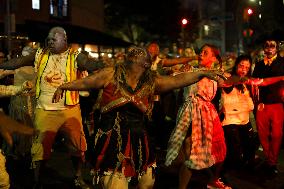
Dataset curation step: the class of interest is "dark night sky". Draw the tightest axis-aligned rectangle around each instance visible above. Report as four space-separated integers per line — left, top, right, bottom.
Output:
104 0 183 43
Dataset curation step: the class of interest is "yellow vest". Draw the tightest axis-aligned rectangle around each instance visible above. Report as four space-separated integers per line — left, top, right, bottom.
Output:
35 48 80 105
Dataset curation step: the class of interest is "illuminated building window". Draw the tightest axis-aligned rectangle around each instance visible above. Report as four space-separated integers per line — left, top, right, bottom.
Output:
204 25 209 36
32 0 40 10
50 0 68 17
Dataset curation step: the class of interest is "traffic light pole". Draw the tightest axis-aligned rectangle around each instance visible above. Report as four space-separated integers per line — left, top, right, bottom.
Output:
181 18 188 55
182 26 186 54
5 0 12 56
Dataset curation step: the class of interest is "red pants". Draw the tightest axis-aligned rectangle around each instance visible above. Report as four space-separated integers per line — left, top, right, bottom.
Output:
256 103 284 165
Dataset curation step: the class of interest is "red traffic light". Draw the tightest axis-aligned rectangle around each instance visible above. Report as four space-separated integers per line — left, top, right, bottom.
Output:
247 8 253 15
243 28 254 37
181 18 188 26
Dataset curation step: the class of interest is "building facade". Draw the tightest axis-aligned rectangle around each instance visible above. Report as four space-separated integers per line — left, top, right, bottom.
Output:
179 0 284 55
0 0 130 58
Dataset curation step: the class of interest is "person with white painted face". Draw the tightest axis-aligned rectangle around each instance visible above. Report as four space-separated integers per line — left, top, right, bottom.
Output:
252 37 284 176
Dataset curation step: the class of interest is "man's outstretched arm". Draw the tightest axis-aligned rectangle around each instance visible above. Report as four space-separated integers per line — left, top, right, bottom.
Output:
162 56 198 67
76 53 105 72
0 112 35 146
0 51 36 70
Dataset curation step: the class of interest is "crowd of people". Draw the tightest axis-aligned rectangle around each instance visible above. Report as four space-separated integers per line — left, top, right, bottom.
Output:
0 26 283 189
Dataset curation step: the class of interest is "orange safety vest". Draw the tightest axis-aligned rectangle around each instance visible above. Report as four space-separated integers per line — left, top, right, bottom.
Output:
35 48 80 105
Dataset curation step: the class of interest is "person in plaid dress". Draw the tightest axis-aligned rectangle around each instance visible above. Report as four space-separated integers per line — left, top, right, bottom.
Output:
165 44 230 189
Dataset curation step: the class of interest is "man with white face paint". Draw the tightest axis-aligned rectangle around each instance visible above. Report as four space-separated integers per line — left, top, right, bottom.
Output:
0 26 104 189
252 36 284 177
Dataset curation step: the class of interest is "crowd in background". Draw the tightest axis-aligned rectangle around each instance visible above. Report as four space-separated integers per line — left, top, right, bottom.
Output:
0 28 283 189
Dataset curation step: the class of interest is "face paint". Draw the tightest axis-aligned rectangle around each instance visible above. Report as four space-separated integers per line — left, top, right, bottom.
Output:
264 40 277 58
236 60 251 77
46 27 67 54
199 46 216 68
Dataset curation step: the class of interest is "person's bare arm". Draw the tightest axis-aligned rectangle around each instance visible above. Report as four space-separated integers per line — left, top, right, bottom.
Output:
52 67 113 103
162 56 198 67
247 76 284 86
0 69 15 79
218 74 246 88
0 112 35 146
76 53 105 72
0 51 35 70
155 70 225 93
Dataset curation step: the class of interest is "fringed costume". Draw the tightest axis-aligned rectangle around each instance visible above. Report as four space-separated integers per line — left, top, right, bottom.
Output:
92 64 157 180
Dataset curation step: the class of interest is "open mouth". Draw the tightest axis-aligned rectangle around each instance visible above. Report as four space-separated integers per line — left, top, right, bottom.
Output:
48 46 55 50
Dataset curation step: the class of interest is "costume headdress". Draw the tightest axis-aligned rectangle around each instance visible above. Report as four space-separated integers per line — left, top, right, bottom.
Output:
126 46 149 62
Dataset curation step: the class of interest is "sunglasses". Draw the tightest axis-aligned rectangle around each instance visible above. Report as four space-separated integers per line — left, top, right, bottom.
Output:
264 43 277 49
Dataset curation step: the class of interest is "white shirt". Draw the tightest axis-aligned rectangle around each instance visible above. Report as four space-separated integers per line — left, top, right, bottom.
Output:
36 49 70 110
221 86 254 126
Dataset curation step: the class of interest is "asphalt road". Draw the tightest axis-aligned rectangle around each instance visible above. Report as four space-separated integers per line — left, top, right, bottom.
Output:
6 142 284 189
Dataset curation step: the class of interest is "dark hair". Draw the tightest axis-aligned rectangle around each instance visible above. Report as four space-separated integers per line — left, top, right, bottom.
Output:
201 44 222 68
232 54 252 77
263 40 279 51
225 54 253 94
